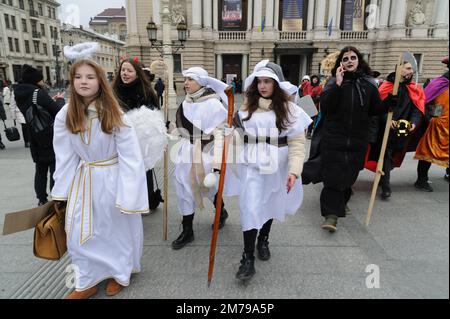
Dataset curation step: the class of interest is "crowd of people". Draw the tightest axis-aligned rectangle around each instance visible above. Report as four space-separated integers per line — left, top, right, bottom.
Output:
0 44 448 299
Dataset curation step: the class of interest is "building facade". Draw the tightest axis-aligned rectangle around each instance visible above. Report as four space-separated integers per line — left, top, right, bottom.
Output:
125 0 448 89
0 0 62 85
89 7 127 42
61 23 126 82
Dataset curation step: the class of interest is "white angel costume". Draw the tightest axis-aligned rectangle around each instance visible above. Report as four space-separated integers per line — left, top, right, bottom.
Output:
172 67 239 216
51 105 148 291
233 60 312 231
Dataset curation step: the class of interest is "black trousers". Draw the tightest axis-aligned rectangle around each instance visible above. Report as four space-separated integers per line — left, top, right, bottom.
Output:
243 219 273 254
35 161 55 203
380 148 393 189
417 160 432 183
158 95 163 107
21 123 29 144
320 187 353 218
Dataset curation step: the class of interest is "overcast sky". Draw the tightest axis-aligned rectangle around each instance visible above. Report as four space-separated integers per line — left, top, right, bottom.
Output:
58 0 126 28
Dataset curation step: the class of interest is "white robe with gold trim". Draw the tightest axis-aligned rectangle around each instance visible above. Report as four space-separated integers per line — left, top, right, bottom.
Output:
51 104 148 291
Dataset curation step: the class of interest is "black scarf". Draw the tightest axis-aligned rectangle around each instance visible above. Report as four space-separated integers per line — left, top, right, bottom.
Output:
116 79 149 111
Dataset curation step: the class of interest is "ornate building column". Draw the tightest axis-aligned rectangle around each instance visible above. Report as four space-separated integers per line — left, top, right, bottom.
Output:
192 0 202 28
379 0 391 28
203 0 212 29
314 0 326 29
217 54 223 80
253 0 262 29
241 54 248 80
266 0 274 29
152 0 161 25
274 0 280 30
247 0 253 30
307 0 315 30
389 0 407 27
213 0 219 30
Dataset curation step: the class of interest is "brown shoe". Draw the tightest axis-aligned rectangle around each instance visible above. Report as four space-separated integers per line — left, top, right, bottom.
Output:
105 279 124 296
65 286 98 299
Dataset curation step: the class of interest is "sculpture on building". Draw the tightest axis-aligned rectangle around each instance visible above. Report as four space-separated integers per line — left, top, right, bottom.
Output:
408 0 426 26
170 0 186 24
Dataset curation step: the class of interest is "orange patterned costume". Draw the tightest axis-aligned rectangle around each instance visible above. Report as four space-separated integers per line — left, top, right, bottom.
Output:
414 84 449 167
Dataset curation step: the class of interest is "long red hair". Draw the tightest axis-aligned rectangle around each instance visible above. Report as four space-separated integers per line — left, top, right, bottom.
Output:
66 59 124 134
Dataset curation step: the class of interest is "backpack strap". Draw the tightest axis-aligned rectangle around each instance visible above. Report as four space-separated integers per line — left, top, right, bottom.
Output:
32 89 39 106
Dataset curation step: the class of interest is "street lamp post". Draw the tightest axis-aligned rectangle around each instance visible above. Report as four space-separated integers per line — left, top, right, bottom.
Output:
146 0 187 109
54 33 61 88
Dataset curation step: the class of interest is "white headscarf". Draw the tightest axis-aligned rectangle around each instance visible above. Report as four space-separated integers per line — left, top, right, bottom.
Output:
182 67 228 106
244 60 298 96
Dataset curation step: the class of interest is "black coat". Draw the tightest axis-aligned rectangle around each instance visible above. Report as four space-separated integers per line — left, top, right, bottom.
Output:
366 73 424 167
0 98 6 121
115 79 158 112
14 84 64 163
302 71 387 189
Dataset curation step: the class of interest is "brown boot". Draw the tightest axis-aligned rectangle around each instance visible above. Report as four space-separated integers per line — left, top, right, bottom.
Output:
105 279 124 296
65 286 98 299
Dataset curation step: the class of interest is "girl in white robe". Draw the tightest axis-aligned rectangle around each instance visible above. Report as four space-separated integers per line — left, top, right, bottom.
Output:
51 59 148 299
170 67 239 250
232 60 312 281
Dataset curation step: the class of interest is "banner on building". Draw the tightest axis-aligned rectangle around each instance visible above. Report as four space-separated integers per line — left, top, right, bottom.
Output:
343 0 354 30
221 0 243 29
282 0 303 31
353 0 366 31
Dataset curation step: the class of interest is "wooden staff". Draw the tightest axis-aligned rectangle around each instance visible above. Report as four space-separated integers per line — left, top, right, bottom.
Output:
365 53 403 227
163 67 170 240
207 87 234 287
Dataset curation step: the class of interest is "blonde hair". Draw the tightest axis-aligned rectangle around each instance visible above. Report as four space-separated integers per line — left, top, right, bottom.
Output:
66 59 124 134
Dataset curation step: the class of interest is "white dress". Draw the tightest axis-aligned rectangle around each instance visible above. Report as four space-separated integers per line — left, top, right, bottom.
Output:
173 97 240 216
234 102 312 231
51 105 148 291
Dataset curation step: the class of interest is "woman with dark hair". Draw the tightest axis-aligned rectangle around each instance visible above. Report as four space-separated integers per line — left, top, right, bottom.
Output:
303 46 388 232
232 60 311 281
112 58 164 211
112 58 158 111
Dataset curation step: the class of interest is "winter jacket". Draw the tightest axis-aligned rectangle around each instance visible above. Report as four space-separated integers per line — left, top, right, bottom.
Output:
14 84 64 162
302 70 387 187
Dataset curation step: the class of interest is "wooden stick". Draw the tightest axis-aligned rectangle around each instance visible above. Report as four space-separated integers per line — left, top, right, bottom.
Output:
163 70 169 241
207 87 234 287
365 54 403 227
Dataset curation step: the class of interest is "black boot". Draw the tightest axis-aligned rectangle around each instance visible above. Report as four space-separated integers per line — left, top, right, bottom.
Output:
172 215 194 250
235 252 255 281
0 139 5 150
381 184 391 200
256 235 271 261
211 208 229 230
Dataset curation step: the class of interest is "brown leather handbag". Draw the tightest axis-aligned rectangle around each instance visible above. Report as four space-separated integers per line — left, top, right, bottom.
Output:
33 201 67 260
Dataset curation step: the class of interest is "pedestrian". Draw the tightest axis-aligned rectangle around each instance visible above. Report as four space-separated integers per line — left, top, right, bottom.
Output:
169 66 238 250
112 57 164 210
303 46 387 232
305 75 322 139
154 77 165 107
9 82 30 147
232 60 311 281
0 94 6 149
298 75 311 98
414 56 449 190
51 55 148 299
366 60 425 200
14 65 65 206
